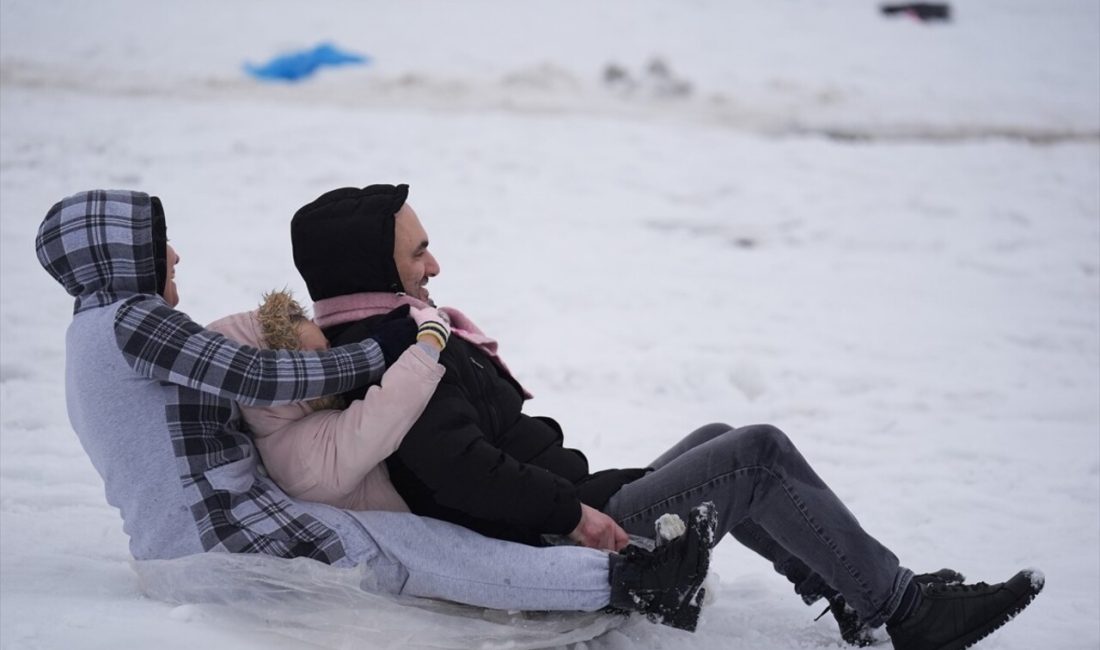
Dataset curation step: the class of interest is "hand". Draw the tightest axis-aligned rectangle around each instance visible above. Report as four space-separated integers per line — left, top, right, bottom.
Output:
410 306 451 351
369 306 417 366
569 504 630 552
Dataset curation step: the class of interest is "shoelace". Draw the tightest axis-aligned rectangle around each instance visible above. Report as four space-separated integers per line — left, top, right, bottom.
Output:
813 596 849 622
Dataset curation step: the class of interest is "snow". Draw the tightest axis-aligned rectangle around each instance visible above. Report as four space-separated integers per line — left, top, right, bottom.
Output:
1026 569 1047 592
1 1 1097 648
655 514 686 544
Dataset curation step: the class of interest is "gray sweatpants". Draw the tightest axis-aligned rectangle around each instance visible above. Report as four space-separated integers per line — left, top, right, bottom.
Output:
338 509 613 611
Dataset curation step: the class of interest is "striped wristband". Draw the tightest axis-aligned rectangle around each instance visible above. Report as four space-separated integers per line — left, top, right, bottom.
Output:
417 321 449 349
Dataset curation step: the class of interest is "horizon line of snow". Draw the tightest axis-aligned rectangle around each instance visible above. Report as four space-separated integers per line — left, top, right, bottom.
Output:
3 60 1097 147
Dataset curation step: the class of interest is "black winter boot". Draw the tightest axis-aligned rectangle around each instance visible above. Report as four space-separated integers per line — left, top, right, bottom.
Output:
887 569 1044 650
608 502 717 632
822 568 967 647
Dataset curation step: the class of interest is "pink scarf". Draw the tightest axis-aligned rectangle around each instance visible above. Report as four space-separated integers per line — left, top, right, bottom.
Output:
312 292 532 399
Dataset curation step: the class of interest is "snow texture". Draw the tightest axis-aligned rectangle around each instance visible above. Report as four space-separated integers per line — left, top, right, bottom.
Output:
1025 569 1047 592
1 1 1098 649
655 514 687 544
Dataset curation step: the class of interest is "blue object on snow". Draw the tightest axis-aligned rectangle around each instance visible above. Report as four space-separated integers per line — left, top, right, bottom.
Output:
244 43 369 82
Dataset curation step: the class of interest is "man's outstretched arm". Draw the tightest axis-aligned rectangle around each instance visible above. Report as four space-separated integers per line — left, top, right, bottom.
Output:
114 298 386 406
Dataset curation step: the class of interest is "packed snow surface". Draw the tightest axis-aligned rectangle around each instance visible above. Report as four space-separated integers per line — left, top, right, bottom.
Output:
2 1 1098 649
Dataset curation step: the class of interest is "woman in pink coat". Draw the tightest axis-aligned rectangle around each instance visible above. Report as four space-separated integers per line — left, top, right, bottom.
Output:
207 290 448 512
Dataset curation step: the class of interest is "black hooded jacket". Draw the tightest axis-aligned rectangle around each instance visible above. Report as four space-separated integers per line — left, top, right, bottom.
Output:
293 186 647 545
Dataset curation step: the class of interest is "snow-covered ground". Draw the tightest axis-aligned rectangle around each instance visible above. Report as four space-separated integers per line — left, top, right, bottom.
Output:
2 1 1098 648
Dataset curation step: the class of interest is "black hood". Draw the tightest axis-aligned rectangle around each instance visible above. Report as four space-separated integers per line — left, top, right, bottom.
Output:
291 184 408 301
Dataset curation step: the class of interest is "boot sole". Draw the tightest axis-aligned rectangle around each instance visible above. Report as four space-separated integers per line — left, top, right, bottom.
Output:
939 569 1045 650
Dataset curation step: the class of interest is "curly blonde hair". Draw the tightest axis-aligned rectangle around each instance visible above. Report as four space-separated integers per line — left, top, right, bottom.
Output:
257 289 345 411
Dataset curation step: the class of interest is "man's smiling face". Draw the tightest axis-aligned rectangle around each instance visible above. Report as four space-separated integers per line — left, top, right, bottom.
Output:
392 203 440 304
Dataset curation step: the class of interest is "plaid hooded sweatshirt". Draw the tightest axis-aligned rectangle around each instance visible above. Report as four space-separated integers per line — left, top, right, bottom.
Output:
35 190 388 562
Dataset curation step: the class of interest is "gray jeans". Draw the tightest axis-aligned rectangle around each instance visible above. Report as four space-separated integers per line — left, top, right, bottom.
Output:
603 423 914 628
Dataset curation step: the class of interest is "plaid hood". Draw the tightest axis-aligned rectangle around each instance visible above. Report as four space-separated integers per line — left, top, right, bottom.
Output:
35 190 166 314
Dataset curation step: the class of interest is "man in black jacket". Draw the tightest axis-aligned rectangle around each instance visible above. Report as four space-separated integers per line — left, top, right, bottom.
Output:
290 184 1043 649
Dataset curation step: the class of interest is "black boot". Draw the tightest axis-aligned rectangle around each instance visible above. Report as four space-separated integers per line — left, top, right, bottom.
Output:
822 568 967 646
887 569 1044 650
608 502 717 631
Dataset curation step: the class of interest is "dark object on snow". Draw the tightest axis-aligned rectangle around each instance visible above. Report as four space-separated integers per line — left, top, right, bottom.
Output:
245 42 368 82
602 63 634 92
881 3 951 22
645 57 692 98
601 58 692 98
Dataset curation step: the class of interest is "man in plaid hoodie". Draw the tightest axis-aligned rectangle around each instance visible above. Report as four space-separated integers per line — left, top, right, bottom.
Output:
34 189 716 629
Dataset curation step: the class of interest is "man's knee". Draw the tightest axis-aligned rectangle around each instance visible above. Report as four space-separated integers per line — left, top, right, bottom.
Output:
691 422 735 443
735 424 794 460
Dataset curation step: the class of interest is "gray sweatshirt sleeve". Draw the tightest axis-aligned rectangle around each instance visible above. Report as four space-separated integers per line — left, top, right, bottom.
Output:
113 297 385 406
